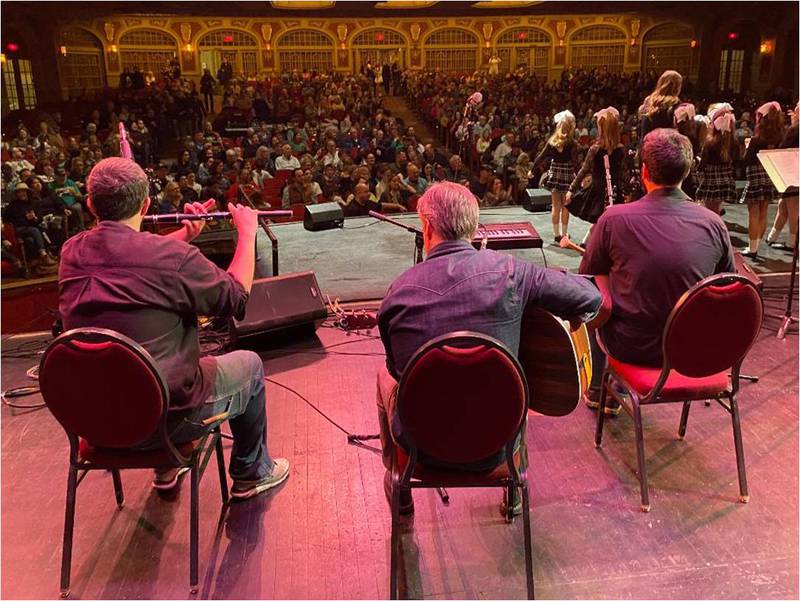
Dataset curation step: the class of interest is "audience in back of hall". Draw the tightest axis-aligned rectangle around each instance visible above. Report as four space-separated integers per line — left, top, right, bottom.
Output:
2 56 796 278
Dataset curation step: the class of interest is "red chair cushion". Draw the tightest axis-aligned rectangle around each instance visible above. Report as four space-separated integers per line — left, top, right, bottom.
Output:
399 343 526 465
608 356 728 401
393 446 521 486
78 437 199 469
40 340 164 448
665 281 762 378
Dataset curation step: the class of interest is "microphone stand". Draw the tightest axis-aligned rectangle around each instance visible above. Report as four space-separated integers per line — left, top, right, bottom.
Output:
240 186 280 277
777 228 799 340
368 210 424 264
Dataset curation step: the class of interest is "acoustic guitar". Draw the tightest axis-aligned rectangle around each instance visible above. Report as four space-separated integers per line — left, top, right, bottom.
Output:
519 307 592 417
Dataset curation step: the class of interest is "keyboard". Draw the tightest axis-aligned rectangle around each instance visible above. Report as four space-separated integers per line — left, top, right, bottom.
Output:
472 222 543 250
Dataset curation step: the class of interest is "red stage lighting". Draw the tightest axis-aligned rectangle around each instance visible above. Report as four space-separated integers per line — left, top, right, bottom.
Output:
728 32 739 41
223 35 234 43
6 43 19 52
517 32 527 40
375 33 385 42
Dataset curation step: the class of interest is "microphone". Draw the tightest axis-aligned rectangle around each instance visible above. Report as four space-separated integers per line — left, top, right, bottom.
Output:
143 210 293 224
368 210 421 235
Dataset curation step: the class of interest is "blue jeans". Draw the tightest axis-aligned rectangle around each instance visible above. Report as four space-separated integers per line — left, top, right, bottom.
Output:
144 350 275 481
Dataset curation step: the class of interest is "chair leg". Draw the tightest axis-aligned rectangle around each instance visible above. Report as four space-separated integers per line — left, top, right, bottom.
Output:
678 401 691 440
189 464 200 595
111 469 124 508
520 482 535 600
729 395 750 503
214 433 229 505
594 371 610 448
389 482 400 600
60 466 79 598
632 399 650 513
506 485 517 524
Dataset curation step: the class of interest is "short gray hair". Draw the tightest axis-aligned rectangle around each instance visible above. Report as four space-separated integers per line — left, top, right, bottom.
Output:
417 182 479 241
87 157 149 221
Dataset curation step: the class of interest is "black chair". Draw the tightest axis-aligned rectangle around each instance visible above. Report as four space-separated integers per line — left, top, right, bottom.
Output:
388 332 534 599
39 327 229 597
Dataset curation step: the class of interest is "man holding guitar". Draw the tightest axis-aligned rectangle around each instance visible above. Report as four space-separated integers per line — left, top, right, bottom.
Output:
578 128 735 414
377 182 602 515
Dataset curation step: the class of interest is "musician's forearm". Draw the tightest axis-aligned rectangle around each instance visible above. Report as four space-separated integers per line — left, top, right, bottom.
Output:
227 230 257 293
166 227 191 243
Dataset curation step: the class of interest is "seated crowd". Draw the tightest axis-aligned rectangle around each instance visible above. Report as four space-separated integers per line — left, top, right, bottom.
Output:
1 61 796 278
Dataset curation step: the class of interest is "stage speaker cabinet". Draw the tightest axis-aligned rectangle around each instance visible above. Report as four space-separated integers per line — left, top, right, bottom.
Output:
524 188 552 212
304 202 344 231
231 271 327 346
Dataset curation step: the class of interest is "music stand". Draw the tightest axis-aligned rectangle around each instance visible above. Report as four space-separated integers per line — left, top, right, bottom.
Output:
758 148 800 338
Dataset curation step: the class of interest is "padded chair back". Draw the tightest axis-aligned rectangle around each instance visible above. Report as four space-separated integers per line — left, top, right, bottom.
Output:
663 274 763 378
396 332 528 466
39 328 168 449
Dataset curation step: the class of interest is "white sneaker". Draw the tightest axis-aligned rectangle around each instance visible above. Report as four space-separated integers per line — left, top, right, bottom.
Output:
230 458 290 500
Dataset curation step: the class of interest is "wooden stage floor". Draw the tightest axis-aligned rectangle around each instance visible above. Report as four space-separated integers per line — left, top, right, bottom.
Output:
1 272 797 600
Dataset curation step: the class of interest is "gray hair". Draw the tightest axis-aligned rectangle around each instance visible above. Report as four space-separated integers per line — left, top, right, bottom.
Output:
87 157 149 221
417 182 479 241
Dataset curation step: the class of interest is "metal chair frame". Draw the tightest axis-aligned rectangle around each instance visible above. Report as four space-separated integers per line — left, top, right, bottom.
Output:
389 331 534 600
594 274 764 512
39 328 229 598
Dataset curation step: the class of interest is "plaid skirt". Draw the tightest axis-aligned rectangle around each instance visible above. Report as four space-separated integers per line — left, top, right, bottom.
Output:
740 163 779 204
696 164 736 205
543 160 574 192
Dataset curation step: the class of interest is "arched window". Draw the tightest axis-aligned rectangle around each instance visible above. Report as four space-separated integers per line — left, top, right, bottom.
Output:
495 27 551 77
118 28 178 79
277 29 335 73
643 22 694 77
352 28 407 71
569 25 626 72
198 29 260 78
59 28 105 98
423 28 479 73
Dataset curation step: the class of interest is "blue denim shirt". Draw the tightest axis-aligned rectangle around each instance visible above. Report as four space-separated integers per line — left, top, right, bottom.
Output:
379 240 602 379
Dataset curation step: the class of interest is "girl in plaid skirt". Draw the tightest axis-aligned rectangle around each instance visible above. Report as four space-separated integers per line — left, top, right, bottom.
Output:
532 110 578 242
696 105 736 214
741 101 785 257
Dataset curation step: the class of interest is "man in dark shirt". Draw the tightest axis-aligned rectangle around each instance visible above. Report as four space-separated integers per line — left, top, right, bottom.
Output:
341 182 382 217
579 128 735 413
59 157 289 500
378 182 602 514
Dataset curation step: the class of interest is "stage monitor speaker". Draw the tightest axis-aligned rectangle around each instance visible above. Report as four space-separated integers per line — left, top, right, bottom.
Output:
304 202 344 231
524 188 552 212
231 271 327 345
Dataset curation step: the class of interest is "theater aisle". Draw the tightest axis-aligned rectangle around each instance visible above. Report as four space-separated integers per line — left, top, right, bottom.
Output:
384 96 437 145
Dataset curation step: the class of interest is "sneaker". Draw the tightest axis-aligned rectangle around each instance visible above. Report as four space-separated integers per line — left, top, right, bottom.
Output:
152 466 190 491
230 458 290 500
383 471 414 515
583 389 622 416
741 249 758 259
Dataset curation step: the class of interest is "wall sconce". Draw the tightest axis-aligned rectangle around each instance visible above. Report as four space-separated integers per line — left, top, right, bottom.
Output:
485 41 490 48
0 53 5 65
690 39 697 49
266 43 272 51
630 38 636 46
760 40 773 55
185 43 193 52
110 44 118 53
60 45 67 56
